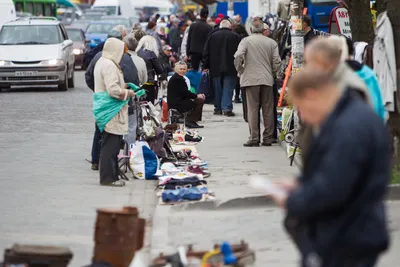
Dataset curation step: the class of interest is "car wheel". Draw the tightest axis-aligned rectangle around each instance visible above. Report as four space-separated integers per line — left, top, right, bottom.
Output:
68 66 75 88
58 70 68 91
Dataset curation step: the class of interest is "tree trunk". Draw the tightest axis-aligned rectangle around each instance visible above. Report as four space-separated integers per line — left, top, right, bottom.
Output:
346 0 374 43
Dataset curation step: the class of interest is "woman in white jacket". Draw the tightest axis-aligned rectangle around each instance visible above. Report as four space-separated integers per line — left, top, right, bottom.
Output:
94 38 135 187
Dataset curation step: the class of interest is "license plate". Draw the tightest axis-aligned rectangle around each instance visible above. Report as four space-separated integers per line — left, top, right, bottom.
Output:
15 71 38 77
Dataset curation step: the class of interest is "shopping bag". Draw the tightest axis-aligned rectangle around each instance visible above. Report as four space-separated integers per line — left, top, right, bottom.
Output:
197 72 210 95
130 141 159 180
93 91 129 132
186 70 202 91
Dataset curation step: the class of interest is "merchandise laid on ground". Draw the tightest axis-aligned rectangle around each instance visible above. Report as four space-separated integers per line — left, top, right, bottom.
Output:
122 100 214 205
150 241 256 267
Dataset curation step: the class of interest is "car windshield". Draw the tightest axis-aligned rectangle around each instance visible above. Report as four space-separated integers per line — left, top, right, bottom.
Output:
67 29 83 41
86 23 119 34
93 6 116 15
0 25 62 45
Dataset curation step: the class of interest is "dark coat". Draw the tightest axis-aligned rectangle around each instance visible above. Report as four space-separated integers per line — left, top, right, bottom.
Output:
169 25 181 52
233 24 248 39
203 28 241 78
158 52 173 81
85 52 140 91
137 48 164 83
167 73 197 113
286 90 390 266
82 41 105 69
186 19 212 55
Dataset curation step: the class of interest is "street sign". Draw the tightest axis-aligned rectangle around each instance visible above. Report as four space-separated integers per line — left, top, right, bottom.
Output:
328 7 352 38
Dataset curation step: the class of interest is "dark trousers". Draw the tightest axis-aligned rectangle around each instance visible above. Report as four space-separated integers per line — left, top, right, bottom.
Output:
91 123 101 164
235 77 241 100
99 132 122 184
190 53 202 71
174 98 204 122
142 84 156 104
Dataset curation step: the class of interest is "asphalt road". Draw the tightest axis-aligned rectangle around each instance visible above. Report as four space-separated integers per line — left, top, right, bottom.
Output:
0 71 157 266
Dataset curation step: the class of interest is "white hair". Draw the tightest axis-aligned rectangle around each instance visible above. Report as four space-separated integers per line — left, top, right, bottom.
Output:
112 25 127 36
136 35 159 57
328 35 349 62
220 20 231 29
174 61 187 72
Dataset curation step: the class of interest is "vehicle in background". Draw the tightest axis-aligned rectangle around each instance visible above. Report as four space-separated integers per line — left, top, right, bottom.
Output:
13 0 57 17
0 0 16 30
101 15 132 28
92 0 120 15
76 3 91 13
66 26 89 69
16 11 32 17
81 9 107 20
304 0 337 32
70 19 90 31
0 19 75 91
85 20 124 48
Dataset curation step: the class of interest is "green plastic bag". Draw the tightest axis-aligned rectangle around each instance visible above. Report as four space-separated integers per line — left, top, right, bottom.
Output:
189 86 196 94
93 91 129 132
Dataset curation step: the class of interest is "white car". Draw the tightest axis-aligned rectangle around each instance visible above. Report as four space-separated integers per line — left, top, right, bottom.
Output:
0 18 75 91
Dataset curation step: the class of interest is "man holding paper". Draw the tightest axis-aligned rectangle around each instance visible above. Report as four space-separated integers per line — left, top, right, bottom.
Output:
270 67 390 267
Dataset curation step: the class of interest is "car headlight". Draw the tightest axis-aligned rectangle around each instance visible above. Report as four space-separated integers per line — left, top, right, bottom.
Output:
42 59 64 66
73 49 83 55
0 60 11 66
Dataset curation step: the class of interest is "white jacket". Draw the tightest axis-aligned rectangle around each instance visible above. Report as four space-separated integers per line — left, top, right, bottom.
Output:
94 38 130 135
373 11 397 112
180 26 190 59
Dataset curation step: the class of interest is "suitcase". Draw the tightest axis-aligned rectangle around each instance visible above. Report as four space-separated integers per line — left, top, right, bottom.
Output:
3 244 73 267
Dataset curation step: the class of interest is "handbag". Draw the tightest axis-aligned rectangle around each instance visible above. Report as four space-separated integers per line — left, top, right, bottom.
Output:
197 71 210 95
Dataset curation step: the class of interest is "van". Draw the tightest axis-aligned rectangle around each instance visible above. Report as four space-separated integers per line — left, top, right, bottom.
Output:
0 0 16 29
92 0 121 15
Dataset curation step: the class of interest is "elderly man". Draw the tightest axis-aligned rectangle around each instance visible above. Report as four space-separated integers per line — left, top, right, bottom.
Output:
169 18 182 52
234 19 281 147
298 38 372 161
203 19 241 117
272 67 390 267
123 34 147 86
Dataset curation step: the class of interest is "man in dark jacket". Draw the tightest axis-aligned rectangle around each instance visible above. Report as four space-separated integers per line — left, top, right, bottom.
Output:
169 18 182 52
85 33 139 171
158 45 174 81
271 68 390 267
186 7 212 71
203 19 241 117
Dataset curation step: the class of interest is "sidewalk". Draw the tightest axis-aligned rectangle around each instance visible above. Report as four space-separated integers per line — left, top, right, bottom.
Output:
149 103 400 267
150 103 299 262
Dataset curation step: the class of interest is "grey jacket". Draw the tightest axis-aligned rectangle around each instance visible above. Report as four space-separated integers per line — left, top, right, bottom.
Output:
234 34 281 87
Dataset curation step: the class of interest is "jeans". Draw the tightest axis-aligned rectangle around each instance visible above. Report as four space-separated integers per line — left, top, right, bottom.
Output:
91 123 102 164
212 76 236 112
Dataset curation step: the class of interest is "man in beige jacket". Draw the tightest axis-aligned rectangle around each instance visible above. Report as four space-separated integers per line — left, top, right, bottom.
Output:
94 38 135 187
234 19 281 147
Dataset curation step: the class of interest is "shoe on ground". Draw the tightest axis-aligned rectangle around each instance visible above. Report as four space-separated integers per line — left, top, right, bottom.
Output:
243 141 260 147
223 111 235 117
234 98 242 103
186 121 204 129
213 110 222 115
261 142 272 147
91 163 99 170
100 180 126 187
187 165 211 178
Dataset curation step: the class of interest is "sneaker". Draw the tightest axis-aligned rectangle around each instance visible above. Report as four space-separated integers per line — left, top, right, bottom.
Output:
100 180 126 187
213 110 222 115
223 111 235 117
91 164 99 170
187 165 211 178
243 141 260 147
185 134 202 142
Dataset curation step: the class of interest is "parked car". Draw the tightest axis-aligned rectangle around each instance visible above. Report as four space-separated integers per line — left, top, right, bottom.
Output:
82 10 107 20
101 15 132 28
85 20 126 48
0 19 75 91
66 26 89 69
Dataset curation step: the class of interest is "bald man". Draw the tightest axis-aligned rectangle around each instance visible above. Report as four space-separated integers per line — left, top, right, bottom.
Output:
298 38 372 164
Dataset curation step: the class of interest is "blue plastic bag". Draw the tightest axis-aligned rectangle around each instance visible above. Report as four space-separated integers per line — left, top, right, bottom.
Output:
186 70 202 92
198 72 211 95
93 91 129 132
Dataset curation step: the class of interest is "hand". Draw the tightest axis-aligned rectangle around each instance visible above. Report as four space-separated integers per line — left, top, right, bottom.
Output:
274 179 298 192
128 90 135 98
124 83 129 89
270 192 288 209
170 56 177 63
203 69 209 72
183 56 188 62
197 94 205 100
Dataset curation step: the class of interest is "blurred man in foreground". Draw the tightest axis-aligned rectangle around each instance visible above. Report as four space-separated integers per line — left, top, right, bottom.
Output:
271 68 390 267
